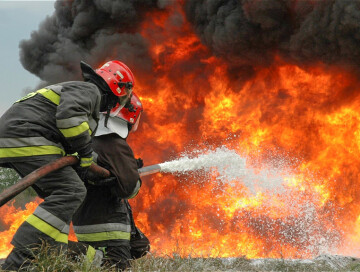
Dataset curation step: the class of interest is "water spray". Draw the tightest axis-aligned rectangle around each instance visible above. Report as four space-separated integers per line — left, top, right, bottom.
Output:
139 146 287 194
0 146 288 207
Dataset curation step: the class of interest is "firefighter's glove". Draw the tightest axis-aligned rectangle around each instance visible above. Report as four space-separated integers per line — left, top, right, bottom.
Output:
136 158 144 169
76 156 93 182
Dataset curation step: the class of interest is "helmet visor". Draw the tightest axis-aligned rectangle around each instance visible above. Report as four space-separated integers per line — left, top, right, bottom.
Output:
118 83 133 108
132 112 142 132
109 103 122 117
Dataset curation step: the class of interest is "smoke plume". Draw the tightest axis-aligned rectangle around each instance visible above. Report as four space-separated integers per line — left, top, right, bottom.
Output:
20 0 360 85
19 0 167 84
184 0 360 72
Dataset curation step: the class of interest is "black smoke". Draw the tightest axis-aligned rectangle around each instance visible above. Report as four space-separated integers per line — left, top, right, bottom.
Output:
19 0 169 85
20 0 360 87
184 0 360 72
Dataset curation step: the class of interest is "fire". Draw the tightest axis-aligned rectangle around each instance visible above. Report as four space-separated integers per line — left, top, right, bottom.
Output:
0 199 42 258
2 0 360 261
128 2 360 259
0 198 78 258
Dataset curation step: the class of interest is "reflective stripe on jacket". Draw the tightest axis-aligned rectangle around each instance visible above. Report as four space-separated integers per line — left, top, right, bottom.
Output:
0 137 65 158
0 81 101 163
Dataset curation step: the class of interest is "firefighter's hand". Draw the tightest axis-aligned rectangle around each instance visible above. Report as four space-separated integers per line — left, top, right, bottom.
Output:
76 155 93 182
136 158 143 169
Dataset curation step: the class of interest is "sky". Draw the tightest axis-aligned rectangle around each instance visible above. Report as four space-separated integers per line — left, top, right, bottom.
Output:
0 0 56 115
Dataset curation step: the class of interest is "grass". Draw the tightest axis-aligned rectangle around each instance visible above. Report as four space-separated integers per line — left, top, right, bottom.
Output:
130 253 336 272
0 243 103 272
1 246 360 272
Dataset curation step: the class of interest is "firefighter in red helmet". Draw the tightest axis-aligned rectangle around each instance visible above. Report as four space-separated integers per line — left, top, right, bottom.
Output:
0 60 135 271
92 60 135 116
70 92 150 271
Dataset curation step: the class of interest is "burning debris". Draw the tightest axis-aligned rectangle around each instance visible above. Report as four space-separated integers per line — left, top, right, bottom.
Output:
2 0 360 261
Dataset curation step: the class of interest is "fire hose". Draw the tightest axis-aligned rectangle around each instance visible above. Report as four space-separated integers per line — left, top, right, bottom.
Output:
0 156 162 207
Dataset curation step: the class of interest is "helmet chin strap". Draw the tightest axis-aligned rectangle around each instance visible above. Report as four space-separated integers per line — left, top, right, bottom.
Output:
103 93 119 128
100 93 110 112
104 107 111 128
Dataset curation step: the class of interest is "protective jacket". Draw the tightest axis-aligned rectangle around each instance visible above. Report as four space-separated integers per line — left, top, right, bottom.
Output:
0 81 101 163
73 133 141 247
0 81 101 271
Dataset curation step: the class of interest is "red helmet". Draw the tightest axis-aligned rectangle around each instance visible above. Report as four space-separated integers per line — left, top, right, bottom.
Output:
116 92 143 132
95 60 135 98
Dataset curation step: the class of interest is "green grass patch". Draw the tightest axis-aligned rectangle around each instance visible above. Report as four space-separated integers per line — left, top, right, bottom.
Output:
3 246 360 272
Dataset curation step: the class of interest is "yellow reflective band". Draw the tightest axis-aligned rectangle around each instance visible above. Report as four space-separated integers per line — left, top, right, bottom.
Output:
80 157 93 167
37 89 60 105
86 246 96 263
59 122 90 138
76 231 131 242
16 92 36 102
0 145 65 158
26 214 68 244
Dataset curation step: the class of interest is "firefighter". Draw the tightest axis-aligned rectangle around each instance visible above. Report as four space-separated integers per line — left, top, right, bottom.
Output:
0 60 135 271
71 92 150 271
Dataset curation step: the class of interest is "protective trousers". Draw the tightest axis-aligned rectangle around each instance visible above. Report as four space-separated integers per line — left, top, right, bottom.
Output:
2 155 86 271
72 186 150 271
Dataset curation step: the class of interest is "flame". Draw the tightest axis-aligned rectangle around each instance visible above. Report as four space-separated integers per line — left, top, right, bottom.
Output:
0 198 77 258
3 0 360 260
0 199 42 258
128 2 360 258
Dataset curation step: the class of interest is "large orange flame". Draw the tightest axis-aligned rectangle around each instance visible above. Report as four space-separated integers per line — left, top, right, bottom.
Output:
0 198 77 258
0 199 42 258
2 0 360 260
128 2 360 258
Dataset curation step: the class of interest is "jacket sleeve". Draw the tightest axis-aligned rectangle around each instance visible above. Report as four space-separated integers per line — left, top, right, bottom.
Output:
55 82 101 157
92 133 141 199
